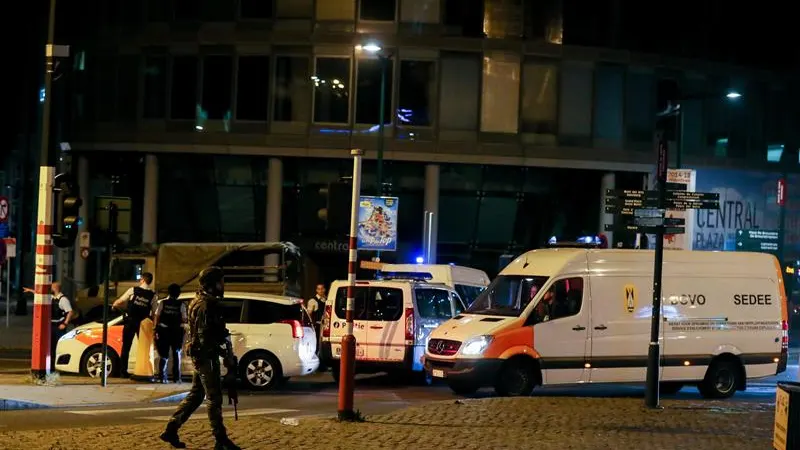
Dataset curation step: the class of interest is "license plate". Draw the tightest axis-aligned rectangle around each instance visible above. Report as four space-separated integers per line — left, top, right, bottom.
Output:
432 369 445 378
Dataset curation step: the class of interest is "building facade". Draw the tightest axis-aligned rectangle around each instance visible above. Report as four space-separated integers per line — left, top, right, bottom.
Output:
37 0 800 286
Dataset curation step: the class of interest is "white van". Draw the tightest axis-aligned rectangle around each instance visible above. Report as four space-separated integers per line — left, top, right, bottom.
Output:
375 263 490 306
424 248 789 398
322 278 466 381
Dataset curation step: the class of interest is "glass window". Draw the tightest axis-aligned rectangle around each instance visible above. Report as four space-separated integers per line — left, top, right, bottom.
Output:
170 56 198 120
236 56 269 121
219 300 244 324
116 55 139 120
532 277 584 323
625 69 655 144
467 275 549 317
313 57 350 124
334 286 404 321
240 0 274 19
245 299 307 325
442 0 484 37
355 58 393 125
112 259 146 282
360 0 395 21
481 53 520 133
174 0 199 20
146 0 170 21
454 284 486 306
439 52 480 130
202 0 235 20
558 62 593 142
143 55 167 119
316 0 355 20
520 60 558 134
452 293 465 315
274 56 311 123
97 56 117 121
593 65 624 146
400 0 439 24
398 60 434 127
415 288 453 319
202 55 233 120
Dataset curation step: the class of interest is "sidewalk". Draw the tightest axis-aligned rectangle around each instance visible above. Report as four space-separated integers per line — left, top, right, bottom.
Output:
0 396 776 449
0 374 189 411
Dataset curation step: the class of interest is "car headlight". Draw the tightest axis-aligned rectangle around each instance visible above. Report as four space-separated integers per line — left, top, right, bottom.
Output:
460 335 493 356
60 329 88 341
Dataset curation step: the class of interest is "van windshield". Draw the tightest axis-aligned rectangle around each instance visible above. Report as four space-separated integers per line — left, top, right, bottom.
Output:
466 275 549 317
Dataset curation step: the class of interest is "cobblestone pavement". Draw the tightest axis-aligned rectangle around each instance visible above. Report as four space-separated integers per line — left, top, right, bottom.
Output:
0 397 775 450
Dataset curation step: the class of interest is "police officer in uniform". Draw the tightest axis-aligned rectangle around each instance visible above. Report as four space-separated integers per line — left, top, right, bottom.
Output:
113 272 155 378
154 283 187 384
160 267 240 450
50 282 74 370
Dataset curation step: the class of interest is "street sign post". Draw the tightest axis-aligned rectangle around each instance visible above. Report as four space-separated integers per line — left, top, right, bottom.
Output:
603 138 721 410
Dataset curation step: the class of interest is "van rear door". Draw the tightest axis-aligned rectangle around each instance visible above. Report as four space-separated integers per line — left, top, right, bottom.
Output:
331 285 370 360
366 285 406 362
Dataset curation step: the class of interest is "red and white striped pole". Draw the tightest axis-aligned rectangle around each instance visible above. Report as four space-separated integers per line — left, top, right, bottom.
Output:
337 148 363 421
32 167 56 379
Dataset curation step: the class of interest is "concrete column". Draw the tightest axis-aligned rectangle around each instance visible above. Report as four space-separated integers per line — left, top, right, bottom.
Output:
599 172 615 248
142 154 159 245
424 164 440 264
72 155 89 290
265 158 283 278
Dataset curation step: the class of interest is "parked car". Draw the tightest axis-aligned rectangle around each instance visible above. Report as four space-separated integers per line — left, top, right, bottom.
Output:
55 291 318 390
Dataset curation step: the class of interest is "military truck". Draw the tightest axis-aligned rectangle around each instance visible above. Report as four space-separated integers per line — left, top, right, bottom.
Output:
74 242 303 324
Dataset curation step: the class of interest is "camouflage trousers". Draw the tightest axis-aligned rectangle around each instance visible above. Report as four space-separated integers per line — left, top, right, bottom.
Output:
166 357 227 440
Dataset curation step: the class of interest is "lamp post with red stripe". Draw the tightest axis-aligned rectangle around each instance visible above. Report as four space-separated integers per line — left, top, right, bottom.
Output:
31 0 59 381
337 148 363 421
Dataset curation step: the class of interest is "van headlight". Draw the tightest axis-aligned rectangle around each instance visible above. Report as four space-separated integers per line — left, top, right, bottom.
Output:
460 335 493 356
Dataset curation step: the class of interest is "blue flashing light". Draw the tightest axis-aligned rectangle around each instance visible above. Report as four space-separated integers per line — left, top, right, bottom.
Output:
548 236 557 244
415 256 424 264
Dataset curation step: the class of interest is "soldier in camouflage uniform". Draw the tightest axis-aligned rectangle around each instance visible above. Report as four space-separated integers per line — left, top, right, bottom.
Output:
160 267 240 450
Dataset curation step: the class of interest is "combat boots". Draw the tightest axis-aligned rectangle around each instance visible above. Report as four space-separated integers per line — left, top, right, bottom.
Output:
214 437 241 450
159 425 186 449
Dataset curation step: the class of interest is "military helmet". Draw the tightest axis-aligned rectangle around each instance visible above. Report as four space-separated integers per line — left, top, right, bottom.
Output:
198 266 224 289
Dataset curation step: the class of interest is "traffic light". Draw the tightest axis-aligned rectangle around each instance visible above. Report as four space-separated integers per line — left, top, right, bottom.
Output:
317 182 352 233
52 173 82 248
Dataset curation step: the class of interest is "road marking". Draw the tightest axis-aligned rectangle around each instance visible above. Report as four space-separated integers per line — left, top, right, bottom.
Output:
142 408 297 421
67 406 179 415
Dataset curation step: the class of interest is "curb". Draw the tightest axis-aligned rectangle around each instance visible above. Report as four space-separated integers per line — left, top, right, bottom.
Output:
0 399 49 411
152 391 191 403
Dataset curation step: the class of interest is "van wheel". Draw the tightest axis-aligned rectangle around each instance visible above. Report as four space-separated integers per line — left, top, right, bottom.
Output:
698 360 740 399
448 381 479 395
660 382 684 395
494 359 536 397
240 352 282 391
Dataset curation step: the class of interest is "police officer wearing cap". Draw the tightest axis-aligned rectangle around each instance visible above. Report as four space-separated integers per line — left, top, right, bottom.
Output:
154 283 187 384
113 272 156 379
161 267 240 450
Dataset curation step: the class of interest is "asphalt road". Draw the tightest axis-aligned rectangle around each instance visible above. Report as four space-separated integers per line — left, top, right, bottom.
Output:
1 367 796 433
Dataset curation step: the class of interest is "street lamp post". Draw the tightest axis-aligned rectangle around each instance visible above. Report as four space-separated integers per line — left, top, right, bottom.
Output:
356 43 390 196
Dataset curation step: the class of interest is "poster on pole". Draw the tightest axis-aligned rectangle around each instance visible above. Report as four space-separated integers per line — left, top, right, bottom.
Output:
663 169 696 250
357 196 399 251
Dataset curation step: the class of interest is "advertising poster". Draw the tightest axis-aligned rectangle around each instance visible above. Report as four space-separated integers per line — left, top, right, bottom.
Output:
357 196 399 251
692 169 799 261
664 169 696 250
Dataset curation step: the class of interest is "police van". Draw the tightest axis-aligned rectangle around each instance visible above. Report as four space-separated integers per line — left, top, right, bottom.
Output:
424 248 789 398
322 276 466 381
374 263 490 306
